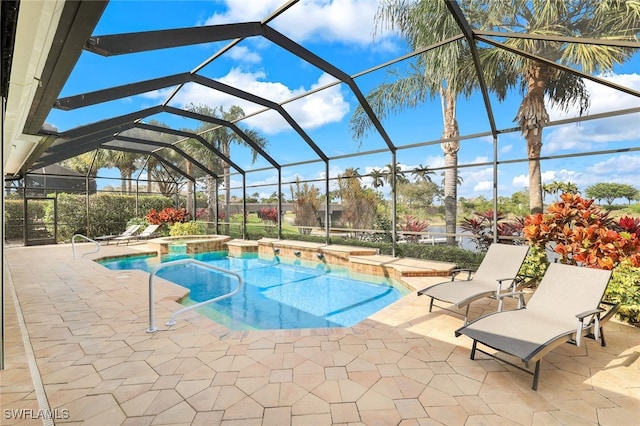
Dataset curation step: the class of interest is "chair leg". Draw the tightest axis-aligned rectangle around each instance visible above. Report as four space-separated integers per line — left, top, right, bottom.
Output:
429 297 434 313
532 360 541 391
600 327 606 347
470 340 477 360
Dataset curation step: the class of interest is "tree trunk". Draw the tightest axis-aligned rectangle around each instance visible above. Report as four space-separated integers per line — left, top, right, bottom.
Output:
517 62 550 214
120 170 127 194
527 133 543 214
441 88 460 246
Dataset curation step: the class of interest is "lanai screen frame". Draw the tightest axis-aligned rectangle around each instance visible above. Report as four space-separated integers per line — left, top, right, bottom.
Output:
4 0 640 373
24 0 640 254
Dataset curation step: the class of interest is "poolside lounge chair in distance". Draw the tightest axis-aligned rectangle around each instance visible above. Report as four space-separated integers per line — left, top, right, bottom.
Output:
115 224 160 245
417 243 530 324
455 262 616 390
95 224 141 245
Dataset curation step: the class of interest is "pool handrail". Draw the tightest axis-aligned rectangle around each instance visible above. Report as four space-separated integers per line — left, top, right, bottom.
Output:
72 234 101 258
147 258 243 333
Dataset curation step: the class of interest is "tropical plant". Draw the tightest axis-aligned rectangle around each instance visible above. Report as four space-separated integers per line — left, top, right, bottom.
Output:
259 207 279 224
523 192 640 323
169 221 205 236
103 149 143 194
368 168 385 189
523 193 640 269
411 164 435 183
62 150 108 176
146 207 190 226
477 1 640 214
460 210 523 252
607 261 640 324
185 104 268 232
351 0 472 246
398 215 429 242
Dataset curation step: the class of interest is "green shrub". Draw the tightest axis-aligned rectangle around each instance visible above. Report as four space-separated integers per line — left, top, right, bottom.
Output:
518 245 549 288
169 221 205 236
88 193 172 237
46 193 87 241
4 199 24 239
606 261 640 324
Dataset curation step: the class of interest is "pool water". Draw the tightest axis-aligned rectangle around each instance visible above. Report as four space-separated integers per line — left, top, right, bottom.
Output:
99 252 408 330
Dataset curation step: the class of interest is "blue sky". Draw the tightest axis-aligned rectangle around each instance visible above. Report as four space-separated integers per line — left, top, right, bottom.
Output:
46 0 640 202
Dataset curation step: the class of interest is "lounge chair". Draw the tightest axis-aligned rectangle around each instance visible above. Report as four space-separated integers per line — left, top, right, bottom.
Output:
115 224 160 245
95 224 141 245
417 243 531 323
455 263 617 390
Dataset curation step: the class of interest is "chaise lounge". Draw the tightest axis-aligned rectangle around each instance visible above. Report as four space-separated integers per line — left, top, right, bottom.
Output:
95 224 141 245
455 262 617 390
417 243 531 323
114 224 160 245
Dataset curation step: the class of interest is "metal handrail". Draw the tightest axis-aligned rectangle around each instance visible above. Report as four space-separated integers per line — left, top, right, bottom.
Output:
71 234 101 258
147 258 243 332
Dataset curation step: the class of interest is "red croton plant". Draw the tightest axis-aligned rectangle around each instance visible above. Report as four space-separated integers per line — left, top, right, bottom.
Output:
523 193 640 270
145 207 190 226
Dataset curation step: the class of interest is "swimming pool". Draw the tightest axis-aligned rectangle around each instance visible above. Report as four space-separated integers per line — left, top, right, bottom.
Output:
99 252 409 330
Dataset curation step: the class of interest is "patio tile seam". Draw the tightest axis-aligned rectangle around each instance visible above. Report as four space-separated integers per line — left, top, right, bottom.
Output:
6 266 53 426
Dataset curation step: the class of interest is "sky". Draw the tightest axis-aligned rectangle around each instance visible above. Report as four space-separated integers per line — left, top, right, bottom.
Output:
45 0 640 203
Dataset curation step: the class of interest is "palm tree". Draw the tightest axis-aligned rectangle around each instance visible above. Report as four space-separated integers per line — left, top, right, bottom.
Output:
384 162 409 186
104 150 142 194
369 168 385 189
478 1 640 214
412 164 435 183
351 0 474 246
561 181 579 195
186 104 268 233
63 150 108 177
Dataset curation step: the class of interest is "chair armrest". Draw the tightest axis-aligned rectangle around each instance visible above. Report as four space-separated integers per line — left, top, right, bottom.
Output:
495 291 526 311
575 308 605 346
451 268 474 281
576 308 604 321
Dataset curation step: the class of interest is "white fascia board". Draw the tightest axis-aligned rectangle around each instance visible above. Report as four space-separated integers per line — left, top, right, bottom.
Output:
3 0 65 175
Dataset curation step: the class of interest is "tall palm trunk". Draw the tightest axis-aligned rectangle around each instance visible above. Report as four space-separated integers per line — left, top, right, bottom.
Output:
441 87 460 246
517 62 551 214
120 170 127 194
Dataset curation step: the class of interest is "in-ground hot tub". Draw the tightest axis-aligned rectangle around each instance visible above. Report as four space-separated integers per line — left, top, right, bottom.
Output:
147 235 231 255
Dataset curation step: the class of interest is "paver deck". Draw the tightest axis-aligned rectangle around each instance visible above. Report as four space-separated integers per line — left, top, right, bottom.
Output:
2 242 640 425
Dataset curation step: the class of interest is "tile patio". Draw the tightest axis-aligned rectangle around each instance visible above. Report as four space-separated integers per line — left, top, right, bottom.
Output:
2 242 640 425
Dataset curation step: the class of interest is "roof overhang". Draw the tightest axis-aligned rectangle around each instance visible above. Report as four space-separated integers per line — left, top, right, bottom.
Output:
2 0 107 178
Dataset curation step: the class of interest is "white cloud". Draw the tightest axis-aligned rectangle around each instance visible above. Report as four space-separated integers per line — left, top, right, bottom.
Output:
545 73 640 153
512 174 528 188
510 169 581 189
227 45 262 64
586 154 640 177
146 68 349 134
204 0 385 45
473 181 492 191
499 144 513 154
